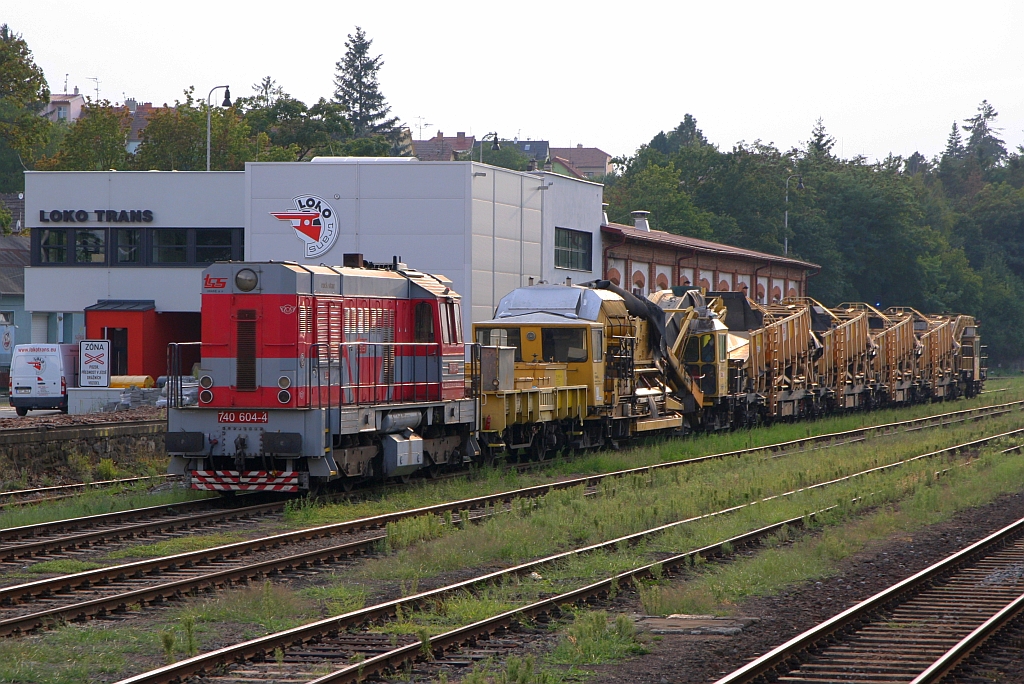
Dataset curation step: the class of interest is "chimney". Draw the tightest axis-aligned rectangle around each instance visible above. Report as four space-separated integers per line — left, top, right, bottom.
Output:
631 210 651 232
543 161 552 172
577 143 583 148
436 130 443 139
125 98 137 113
527 159 537 172
73 85 79 95
565 277 572 286
457 132 465 140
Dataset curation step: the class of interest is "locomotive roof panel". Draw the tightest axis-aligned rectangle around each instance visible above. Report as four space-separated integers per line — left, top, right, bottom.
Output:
200 261 461 299
487 285 619 323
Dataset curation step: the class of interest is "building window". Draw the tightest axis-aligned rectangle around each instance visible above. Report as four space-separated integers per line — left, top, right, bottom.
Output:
39 229 67 263
554 227 592 271
116 229 142 264
152 229 188 263
0 311 12 326
57 105 68 120
195 229 234 264
75 229 106 263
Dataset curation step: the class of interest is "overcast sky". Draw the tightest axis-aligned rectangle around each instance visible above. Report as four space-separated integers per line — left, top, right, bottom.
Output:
9 1 1024 162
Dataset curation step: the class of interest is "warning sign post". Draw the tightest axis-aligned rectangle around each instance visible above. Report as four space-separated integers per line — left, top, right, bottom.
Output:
79 340 111 387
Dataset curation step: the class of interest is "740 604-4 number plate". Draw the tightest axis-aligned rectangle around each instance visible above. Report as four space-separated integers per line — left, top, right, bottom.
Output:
217 411 269 424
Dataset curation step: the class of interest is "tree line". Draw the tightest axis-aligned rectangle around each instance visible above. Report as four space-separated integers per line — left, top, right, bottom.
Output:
0 25 406 188
602 110 1024 363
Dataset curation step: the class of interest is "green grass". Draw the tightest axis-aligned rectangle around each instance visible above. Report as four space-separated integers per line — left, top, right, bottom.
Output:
4 385 1024 684
639 448 1024 616
26 559 103 575
103 532 248 560
344 411 1024 585
285 381 1024 533
0 483 211 531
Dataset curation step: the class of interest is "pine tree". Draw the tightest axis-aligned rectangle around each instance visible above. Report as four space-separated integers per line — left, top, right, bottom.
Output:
962 99 1006 170
807 118 835 157
332 27 402 148
943 122 964 160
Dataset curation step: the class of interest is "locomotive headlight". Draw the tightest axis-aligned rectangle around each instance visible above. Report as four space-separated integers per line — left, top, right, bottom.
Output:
277 376 291 389
278 389 291 404
199 389 214 403
199 375 214 389
235 268 258 292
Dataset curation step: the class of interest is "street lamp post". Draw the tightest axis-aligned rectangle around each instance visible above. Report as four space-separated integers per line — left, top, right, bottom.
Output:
784 174 804 255
206 85 231 171
478 132 500 163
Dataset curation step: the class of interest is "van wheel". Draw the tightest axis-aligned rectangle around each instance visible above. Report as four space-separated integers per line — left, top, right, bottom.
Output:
59 404 68 414
14 407 27 417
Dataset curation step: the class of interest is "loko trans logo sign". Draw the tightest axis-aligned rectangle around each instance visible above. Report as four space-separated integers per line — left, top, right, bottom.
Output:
271 195 339 259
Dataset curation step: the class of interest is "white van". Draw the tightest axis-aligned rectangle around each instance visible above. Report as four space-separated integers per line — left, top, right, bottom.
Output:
8 344 78 416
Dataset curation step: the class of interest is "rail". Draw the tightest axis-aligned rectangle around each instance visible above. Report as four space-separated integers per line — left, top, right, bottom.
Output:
714 514 1024 684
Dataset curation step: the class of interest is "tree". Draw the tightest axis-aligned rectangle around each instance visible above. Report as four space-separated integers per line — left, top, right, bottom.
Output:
943 122 964 160
464 141 531 170
604 163 714 239
134 87 252 170
35 101 131 170
807 118 836 158
649 114 708 155
962 99 1007 172
240 81 352 161
0 24 50 190
333 27 403 152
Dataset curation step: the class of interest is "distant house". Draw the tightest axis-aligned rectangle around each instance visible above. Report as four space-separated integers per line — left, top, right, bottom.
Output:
548 144 612 178
412 131 476 161
125 100 164 154
42 87 87 123
0 235 31 390
0 193 25 233
550 156 586 179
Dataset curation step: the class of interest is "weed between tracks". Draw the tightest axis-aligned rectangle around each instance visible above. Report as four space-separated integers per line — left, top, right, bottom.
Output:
3 388 1024 682
102 532 248 560
0 482 211 531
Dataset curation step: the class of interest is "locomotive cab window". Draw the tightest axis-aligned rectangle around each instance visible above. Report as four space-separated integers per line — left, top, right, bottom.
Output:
414 302 435 343
541 328 587 363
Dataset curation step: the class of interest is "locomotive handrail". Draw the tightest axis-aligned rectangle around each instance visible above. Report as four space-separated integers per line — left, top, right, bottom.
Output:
165 342 203 410
334 341 444 405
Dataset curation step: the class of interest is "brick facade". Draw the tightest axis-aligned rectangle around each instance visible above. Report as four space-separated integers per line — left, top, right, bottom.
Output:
601 223 818 305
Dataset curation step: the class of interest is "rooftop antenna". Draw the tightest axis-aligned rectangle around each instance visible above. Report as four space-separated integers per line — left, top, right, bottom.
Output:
64 73 68 93
87 77 100 102
412 116 432 139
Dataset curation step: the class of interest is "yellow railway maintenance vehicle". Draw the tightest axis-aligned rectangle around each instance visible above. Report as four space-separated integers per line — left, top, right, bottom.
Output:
473 281 986 457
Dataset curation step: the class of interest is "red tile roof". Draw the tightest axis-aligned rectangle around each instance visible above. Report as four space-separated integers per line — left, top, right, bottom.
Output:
602 223 819 270
551 156 585 179
549 145 611 170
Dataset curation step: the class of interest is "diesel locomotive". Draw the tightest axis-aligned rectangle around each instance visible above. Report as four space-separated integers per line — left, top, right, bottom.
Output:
166 258 985 492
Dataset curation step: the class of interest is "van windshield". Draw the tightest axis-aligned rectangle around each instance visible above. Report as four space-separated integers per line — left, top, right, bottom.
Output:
12 355 57 376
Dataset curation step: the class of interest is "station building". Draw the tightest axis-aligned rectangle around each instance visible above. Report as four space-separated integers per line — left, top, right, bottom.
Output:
24 160 816 379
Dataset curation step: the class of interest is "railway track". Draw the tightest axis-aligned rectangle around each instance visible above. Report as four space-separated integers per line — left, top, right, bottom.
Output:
713 513 1024 684
0 400 1016 636
108 425 1024 684
5 398 1017 554
0 474 178 510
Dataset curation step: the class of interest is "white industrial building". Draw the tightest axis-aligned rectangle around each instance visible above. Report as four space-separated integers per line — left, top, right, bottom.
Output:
23 160 604 377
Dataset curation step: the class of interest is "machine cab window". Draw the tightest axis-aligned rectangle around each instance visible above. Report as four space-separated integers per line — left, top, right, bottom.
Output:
475 327 523 361
541 328 587 363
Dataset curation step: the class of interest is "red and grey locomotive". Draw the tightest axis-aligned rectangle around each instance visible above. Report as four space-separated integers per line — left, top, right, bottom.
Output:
166 257 478 492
